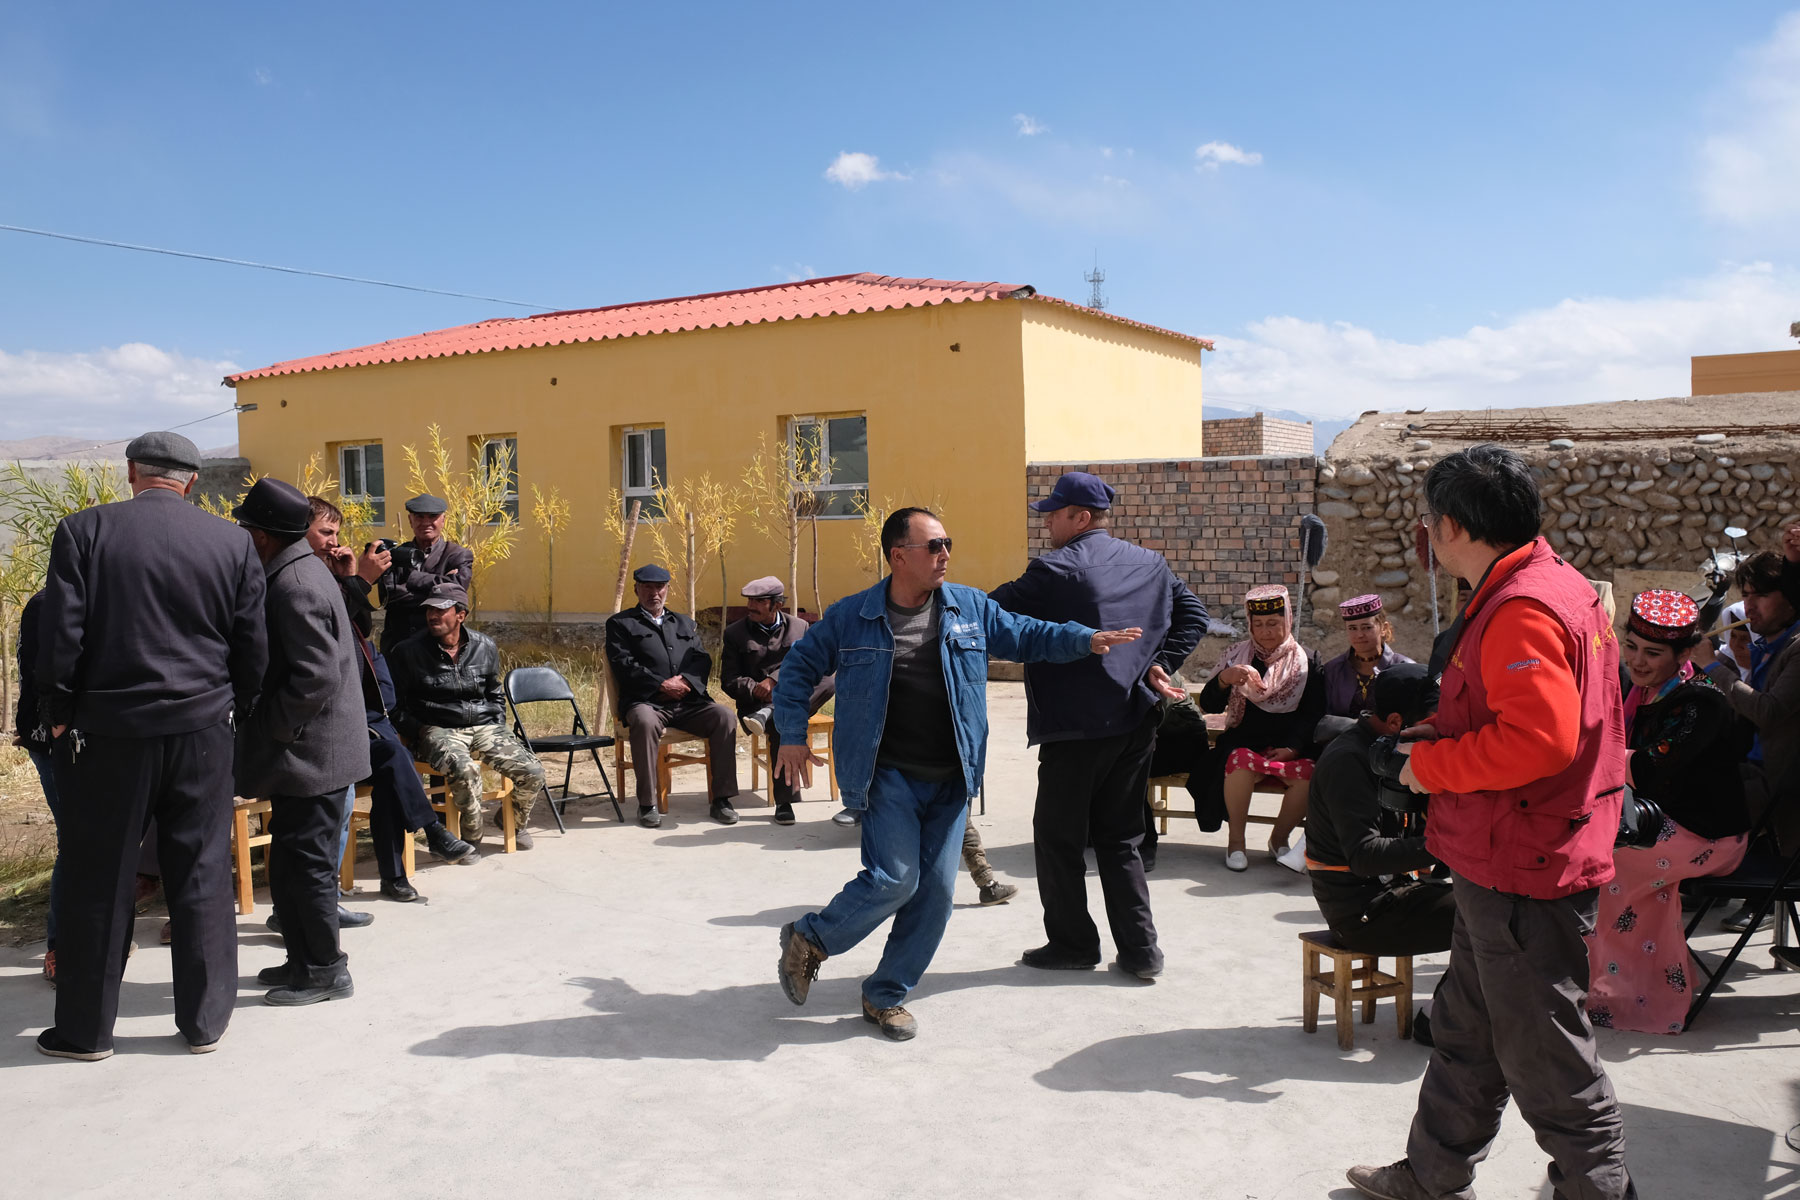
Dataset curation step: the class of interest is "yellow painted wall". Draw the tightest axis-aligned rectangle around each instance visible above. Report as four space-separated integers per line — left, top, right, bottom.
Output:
234 300 1033 619
1019 302 1205 463
1692 349 1800 396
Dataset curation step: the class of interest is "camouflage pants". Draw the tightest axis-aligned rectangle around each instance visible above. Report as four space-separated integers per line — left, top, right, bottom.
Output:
962 818 996 887
415 723 547 834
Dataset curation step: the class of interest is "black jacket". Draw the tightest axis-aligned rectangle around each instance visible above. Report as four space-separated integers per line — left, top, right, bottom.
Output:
1306 723 1439 933
37 489 267 737
1629 677 1751 841
990 530 1209 744
606 607 711 709
387 625 505 738
1198 650 1326 757
378 537 473 651
14 591 45 750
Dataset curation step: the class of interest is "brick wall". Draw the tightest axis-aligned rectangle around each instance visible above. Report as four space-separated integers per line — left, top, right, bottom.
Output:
1026 456 1318 621
1200 413 1314 458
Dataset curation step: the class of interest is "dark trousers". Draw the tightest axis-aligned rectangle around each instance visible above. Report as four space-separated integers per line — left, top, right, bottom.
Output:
1408 874 1635 1200
50 723 238 1052
749 680 835 807
268 789 350 986
1032 710 1161 969
623 695 740 804
364 723 437 882
1324 880 1457 957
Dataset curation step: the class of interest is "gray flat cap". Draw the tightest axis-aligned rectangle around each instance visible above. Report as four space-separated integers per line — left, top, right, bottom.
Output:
741 576 785 599
405 494 448 515
124 431 203 473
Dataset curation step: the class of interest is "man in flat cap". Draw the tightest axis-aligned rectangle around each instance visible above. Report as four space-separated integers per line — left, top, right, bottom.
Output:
234 478 371 1006
388 582 550 848
991 471 1207 981
377 493 474 655
605 564 742 827
35 432 267 1059
721 576 834 825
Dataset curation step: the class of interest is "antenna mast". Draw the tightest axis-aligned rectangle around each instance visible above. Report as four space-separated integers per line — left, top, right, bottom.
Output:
1083 255 1106 310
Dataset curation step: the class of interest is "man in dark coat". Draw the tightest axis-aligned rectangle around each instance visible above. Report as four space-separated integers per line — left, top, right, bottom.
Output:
235 478 371 1007
990 471 1207 980
720 575 834 825
377 493 474 654
34 431 267 1060
605 564 741 828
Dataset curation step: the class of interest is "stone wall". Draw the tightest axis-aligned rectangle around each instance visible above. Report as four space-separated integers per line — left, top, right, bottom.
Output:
1200 414 1313 458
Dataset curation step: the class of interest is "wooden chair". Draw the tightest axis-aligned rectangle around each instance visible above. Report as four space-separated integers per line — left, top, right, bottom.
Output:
410 765 517 856
747 713 838 806
231 788 377 915
1145 772 1286 835
604 659 714 814
1300 929 1413 1050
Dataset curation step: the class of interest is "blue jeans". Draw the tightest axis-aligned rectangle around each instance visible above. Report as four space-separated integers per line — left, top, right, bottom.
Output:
29 747 63 950
796 767 969 1008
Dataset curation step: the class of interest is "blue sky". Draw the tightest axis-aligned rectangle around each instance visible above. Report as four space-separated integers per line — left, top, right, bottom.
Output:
3 2 1799 442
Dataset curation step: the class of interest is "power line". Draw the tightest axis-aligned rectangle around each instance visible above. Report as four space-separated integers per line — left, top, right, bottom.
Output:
0 223 561 312
74 406 244 456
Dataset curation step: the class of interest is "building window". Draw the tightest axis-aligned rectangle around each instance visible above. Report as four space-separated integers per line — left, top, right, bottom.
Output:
790 414 868 518
622 426 667 521
337 442 386 525
479 436 519 522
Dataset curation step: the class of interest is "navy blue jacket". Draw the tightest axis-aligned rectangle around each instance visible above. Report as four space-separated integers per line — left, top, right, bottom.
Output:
990 529 1208 744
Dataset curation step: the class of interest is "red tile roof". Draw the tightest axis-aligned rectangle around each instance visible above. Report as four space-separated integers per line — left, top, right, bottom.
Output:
224 272 1211 384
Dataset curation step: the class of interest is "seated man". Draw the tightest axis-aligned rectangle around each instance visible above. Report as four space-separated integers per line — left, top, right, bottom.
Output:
1304 663 1454 959
721 576 834 825
606 564 742 828
387 584 549 850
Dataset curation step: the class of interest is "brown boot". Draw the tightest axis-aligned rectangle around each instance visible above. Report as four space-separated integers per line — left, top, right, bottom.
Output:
778 922 826 1006
1345 1160 1453 1200
861 996 917 1041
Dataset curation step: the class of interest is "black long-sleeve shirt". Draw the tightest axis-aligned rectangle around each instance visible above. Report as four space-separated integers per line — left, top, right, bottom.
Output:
1306 723 1439 933
1197 649 1325 756
1629 678 1751 840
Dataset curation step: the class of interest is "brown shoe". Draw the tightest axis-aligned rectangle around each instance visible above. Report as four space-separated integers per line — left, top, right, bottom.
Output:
1345 1160 1456 1200
778 922 826 1006
861 997 917 1041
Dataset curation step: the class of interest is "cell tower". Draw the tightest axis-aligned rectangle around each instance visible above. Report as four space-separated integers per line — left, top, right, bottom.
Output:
1084 257 1106 310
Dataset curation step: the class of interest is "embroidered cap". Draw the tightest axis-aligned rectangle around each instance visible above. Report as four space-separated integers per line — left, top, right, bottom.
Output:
1339 593 1383 620
1627 588 1700 645
1244 583 1289 616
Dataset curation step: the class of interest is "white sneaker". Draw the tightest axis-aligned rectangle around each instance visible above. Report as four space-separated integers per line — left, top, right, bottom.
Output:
1224 849 1248 872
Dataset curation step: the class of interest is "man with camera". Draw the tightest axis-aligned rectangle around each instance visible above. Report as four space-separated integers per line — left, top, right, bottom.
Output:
1347 444 1634 1200
378 494 474 654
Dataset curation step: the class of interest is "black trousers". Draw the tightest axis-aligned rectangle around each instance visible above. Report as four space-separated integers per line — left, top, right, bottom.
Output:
1033 710 1161 969
268 789 350 986
364 722 437 882
51 723 238 1051
748 680 835 807
1322 879 1457 957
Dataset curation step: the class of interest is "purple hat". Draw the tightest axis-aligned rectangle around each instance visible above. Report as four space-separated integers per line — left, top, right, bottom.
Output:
1339 594 1383 620
1245 583 1289 616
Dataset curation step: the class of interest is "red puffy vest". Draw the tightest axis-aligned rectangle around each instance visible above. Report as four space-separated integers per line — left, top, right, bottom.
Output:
1424 538 1628 899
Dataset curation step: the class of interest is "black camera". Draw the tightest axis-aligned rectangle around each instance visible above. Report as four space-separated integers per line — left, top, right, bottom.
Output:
1614 787 1666 851
376 539 423 599
1370 734 1429 815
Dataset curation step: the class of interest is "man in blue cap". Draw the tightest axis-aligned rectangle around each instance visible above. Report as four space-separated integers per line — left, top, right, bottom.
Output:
990 471 1208 980
605 564 742 827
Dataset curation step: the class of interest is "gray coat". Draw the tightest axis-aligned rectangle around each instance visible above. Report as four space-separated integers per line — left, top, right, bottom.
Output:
236 538 371 798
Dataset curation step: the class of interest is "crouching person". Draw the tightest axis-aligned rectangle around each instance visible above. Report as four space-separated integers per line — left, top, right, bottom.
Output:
387 583 548 849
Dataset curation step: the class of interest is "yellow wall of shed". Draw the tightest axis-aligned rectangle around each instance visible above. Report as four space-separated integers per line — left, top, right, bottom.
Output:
1691 349 1800 396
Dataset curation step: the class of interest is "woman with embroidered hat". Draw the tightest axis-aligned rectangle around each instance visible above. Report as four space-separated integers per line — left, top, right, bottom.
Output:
1194 584 1325 871
1587 588 1751 1035
1320 594 1414 719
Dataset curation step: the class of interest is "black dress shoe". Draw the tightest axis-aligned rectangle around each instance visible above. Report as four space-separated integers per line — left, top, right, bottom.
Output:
711 800 740 825
425 823 478 864
1021 944 1101 971
1113 956 1163 981
773 805 796 826
257 963 296 986
639 805 662 829
380 879 423 903
265 972 354 1007
337 907 374 928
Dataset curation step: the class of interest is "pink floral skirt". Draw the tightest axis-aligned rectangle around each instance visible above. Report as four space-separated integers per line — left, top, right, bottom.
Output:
1224 748 1315 783
1587 819 1747 1035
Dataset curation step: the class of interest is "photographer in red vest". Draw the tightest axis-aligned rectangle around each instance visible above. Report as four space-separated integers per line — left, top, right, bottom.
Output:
1348 444 1634 1200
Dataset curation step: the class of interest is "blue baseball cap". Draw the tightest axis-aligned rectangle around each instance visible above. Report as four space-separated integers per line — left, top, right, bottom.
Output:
1030 471 1115 513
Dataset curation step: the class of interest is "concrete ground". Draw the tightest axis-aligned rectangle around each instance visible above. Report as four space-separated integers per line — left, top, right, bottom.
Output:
3 683 1798 1199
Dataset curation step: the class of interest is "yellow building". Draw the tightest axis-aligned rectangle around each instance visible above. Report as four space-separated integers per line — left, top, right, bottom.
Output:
1692 348 1800 395
227 273 1210 621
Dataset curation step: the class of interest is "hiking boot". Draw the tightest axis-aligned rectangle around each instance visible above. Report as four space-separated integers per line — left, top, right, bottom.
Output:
773 804 796 826
639 805 662 829
711 799 740 825
1345 1159 1454 1200
778 921 826 1006
36 1028 111 1062
861 997 917 1041
424 822 477 864
978 881 1018 906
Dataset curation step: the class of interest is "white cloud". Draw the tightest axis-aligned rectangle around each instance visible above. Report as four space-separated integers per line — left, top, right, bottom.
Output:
1698 12 1800 229
252 66 273 86
0 343 241 441
823 151 907 190
777 263 819 283
1195 140 1263 170
1206 262 1800 419
1014 113 1047 136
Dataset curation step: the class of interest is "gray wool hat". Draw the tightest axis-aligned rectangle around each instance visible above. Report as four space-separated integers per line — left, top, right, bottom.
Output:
124 431 203 473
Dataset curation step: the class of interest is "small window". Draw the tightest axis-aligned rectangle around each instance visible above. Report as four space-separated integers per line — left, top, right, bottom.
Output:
479 437 519 522
790 414 868 518
622 427 667 521
337 442 386 524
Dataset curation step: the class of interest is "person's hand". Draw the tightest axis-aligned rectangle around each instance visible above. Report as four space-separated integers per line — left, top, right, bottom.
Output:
1090 627 1143 655
752 679 774 702
50 724 66 739
1147 665 1186 701
1216 665 1249 687
1784 522 1800 564
658 676 691 699
1400 722 1439 741
1399 756 1428 794
358 544 392 584
324 545 357 577
1264 747 1296 763
776 742 825 788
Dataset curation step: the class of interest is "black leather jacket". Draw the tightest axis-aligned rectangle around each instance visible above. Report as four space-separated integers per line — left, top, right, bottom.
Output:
386 625 505 738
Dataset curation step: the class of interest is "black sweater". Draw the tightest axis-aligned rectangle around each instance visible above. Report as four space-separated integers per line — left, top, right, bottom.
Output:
1198 649 1326 757
1629 677 1751 841
1306 724 1439 933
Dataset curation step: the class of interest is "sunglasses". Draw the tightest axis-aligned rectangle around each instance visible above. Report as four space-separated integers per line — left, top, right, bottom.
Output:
898 537 953 555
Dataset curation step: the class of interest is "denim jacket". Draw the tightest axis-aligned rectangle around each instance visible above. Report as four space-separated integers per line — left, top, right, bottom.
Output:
772 579 1095 807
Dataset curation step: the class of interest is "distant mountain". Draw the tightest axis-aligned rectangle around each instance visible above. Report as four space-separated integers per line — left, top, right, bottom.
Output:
1203 403 1356 455
0 437 240 462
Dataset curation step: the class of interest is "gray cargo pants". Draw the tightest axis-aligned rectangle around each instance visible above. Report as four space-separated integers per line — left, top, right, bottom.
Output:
1407 873 1635 1200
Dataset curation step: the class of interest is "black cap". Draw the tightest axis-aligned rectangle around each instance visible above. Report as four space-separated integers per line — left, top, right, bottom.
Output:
405 494 448 515
422 582 469 610
633 564 671 584
233 478 313 536
1369 663 1439 726
1030 470 1116 513
124 431 203 473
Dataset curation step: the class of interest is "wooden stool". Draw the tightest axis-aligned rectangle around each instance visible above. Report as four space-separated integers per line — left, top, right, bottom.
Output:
748 714 838 805
1300 930 1413 1050
1145 772 1292 835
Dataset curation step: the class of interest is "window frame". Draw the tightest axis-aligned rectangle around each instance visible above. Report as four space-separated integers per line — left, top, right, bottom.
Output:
620 426 667 522
336 441 386 525
788 412 868 520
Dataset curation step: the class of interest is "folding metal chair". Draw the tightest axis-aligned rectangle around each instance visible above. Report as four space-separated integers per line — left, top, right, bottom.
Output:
504 666 623 824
